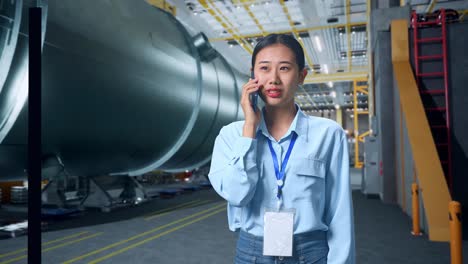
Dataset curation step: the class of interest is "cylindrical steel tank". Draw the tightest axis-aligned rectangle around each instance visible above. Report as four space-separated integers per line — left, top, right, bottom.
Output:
0 0 47 180
0 0 247 179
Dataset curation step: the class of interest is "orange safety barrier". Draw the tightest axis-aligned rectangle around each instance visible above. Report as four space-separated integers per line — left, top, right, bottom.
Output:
449 201 462 264
411 183 423 236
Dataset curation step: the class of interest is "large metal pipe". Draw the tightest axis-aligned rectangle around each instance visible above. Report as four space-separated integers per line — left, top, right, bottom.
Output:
0 0 47 180
0 0 246 180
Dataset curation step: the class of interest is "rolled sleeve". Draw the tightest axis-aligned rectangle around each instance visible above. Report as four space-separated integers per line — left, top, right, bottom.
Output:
325 133 356 264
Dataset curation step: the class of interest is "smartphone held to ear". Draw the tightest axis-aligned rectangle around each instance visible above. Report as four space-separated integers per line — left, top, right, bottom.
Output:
250 70 258 112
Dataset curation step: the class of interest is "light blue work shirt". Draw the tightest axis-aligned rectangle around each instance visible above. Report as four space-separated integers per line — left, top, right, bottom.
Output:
208 106 355 264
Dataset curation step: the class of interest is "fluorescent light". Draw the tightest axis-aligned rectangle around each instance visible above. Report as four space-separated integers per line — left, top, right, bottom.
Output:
331 91 336 98
327 81 333 88
313 36 323 52
323 64 329 74
335 104 340 109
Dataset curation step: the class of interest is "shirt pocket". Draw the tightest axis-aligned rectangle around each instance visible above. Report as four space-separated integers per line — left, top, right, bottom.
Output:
289 158 326 202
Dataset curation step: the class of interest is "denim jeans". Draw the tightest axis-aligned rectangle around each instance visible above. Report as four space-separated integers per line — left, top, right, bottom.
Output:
235 230 328 264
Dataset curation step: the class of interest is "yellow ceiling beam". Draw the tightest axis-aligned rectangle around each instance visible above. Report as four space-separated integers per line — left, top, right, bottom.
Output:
146 0 176 16
459 10 468 21
346 0 352 72
366 0 374 117
426 0 438 13
239 0 268 37
198 0 254 54
303 71 368 84
278 0 315 74
209 22 367 42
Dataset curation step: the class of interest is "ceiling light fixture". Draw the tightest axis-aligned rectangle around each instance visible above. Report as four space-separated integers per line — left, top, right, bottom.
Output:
323 64 329 74
313 35 323 52
327 81 333 88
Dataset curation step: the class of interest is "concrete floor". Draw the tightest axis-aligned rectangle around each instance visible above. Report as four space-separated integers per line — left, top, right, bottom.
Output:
0 170 466 264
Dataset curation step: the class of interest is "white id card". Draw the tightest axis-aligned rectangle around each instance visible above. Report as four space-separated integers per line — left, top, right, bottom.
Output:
263 209 295 256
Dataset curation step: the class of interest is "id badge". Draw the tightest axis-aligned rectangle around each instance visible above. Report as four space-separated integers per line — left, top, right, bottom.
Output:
263 208 295 257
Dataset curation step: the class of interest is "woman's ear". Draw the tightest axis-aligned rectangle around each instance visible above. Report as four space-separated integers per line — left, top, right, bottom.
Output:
298 68 308 85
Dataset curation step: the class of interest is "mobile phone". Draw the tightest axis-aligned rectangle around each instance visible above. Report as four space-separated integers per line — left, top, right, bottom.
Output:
250 70 258 112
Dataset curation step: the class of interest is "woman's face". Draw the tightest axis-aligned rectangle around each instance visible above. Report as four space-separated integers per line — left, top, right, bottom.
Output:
253 43 307 108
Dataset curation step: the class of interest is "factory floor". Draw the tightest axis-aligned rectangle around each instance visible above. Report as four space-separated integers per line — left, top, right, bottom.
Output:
0 169 466 264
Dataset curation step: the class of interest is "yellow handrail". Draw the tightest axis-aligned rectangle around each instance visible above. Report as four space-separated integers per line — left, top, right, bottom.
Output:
391 19 451 241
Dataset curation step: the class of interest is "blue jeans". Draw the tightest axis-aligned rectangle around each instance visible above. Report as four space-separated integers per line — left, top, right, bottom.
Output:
235 230 328 264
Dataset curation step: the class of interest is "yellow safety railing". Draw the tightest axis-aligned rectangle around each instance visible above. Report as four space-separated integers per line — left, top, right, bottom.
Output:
353 79 369 168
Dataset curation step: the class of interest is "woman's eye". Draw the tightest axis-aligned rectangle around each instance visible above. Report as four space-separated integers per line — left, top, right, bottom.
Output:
260 66 268 71
280 66 290 71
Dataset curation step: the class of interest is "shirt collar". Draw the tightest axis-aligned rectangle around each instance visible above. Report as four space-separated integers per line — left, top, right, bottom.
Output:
257 104 309 142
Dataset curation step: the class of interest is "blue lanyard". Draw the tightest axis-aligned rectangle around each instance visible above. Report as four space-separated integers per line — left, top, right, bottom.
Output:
267 132 298 200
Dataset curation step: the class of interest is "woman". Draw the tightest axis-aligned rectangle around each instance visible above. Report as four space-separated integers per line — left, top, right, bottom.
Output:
209 34 355 264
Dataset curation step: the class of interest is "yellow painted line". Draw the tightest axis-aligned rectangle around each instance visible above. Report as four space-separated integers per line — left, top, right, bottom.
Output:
88 207 227 264
144 199 213 221
43 233 103 252
0 233 103 264
0 231 90 259
143 199 202 218
62 202 226 264
43 231 90 246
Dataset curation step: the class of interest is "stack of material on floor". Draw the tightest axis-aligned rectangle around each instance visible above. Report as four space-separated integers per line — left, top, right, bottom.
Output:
0 220 28 238
11 186 28 204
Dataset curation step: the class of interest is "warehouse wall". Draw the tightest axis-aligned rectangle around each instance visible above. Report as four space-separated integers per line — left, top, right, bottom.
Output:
446 22 468 238
371 5 410 204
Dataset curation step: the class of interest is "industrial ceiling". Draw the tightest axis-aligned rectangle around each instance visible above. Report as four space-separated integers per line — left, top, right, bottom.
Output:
167 0 466 113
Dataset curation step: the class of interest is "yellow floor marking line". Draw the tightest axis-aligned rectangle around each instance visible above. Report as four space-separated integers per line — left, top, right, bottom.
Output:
62 202 226 264
42 231 90 246
88 207 227 264
0 233 103 264
0 231 90 259
144 199 213 221
42 233 103 253
143 199 202 218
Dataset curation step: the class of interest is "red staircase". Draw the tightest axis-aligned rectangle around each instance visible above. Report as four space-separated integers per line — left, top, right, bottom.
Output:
411 9 452 194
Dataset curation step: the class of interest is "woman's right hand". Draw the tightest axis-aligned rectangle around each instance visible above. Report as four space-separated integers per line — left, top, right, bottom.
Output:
240 78 261 138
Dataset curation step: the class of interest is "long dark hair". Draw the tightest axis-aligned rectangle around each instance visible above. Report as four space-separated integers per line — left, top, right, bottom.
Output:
251 34 305 70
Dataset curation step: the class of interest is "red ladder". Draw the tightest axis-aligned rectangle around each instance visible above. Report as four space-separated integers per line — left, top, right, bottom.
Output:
411 9 452 193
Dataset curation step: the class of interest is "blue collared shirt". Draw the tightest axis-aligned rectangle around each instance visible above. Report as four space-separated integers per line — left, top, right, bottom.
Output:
208 106 355 264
